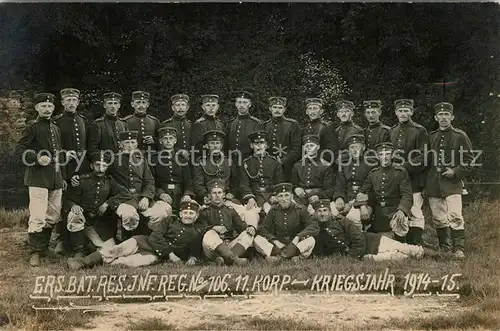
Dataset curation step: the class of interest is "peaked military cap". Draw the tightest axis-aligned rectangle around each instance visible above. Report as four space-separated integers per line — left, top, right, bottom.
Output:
312 199 331 210
180 200 200 212
171 93 190 104
248 130 268 143
434 102 454 114
90 151 113 164
394 99 414 110
118 130 139 142
346 134 366 146
302 134 320 145
201 94 219 104
336 100 355 111
207 179 225 192
158 126 178 139
235 90 253 100
132 91 150 101
203 130 225 142
305 98 323 107
103 92 122 102
34 93 56 105
375 142 394 152
363 100 382 109
60 88 80 99
269 96 287 106
274 182 293 193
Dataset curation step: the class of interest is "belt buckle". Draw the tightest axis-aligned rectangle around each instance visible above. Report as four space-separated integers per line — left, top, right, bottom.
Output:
436 167 442 173
380 202 386 207
352 185 359 191
167 184 176 190
130 188 137 194
259 187 266 192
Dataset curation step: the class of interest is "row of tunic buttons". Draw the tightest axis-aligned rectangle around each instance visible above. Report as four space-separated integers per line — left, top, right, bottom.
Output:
95 180 101 207
74 118 82 152
380 170 387 207
326 228 361 259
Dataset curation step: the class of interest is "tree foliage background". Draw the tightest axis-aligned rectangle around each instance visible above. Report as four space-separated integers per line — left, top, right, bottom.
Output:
0 3 499 207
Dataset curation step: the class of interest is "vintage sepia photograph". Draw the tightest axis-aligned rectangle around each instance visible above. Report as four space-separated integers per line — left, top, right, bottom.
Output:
0 2 499 330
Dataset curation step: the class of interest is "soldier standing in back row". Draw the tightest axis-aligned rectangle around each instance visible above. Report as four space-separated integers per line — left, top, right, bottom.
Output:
264 97 301 181
389 99 428 245
87 92 128 157
426 102 473 259
161 93 192 159
191 95 225 160
123 91 160 153
362 100 391 163
335 100 363 160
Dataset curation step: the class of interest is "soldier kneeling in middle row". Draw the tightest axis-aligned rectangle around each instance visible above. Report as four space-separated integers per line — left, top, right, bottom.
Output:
67 199 204 270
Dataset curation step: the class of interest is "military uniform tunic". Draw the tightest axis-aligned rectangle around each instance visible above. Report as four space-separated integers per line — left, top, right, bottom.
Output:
333 158 374 202
124 113 160 151
313 217 365 258
148 216 204 260
52 112 89 179
264 116 302 179
257 204 319 245
240 154 285 204
356 165 413 233
192 153 235 202
197 204 248 240
290 156 335 205
336 121 363 150
426 126 473 198
190 115 224 159
389 120 428 192
161 115 192 152
87 114 128 156
363 122 391 151
15 117 65 189
226 114 263 159
301 118 339 162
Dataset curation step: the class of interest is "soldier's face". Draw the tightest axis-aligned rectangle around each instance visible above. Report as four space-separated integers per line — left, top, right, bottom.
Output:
270 104 286 118
180 209 198 224
251 140 267 155
131 100 149 115
348 143 365 159
235 98 251 114
207 140 223 154
365 108 381 124
277 192 293 208
160 135 177 150
315 207 332 222
337 109 353 122
120 139 138 153
303 142 319 156
35 102 55 118
202 102 219 117
91 161 109 176
377 150 393 167
306 104 323 120
435 111 454 128
395 108 413 123
62 96 79 113
209 187 225 205
104 100 120 116
172 101 189 117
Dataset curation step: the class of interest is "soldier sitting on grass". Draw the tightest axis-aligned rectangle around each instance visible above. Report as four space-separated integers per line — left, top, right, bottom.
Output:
67 199 204 270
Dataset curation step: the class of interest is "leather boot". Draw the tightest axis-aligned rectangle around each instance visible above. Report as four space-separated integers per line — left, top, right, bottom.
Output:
67 251 103 270
28 232 46 267
231 243 247 258
215 244 248 266
393 234 406 243
436 227 452 253
280 243 300 259
406 227 423 246
451 229 465 259
69 231 86 256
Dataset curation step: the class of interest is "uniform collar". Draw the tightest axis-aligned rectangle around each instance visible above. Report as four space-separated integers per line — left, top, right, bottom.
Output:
64 111 77 117
340 120 354 127
134 112 147 118
398 120 414 128
308 118 321 124
104 113 118 121
173 115 186 120
37 116 51 123
209 202 225 209
368 121 381 128
272 116 284 123
204 114 216 121
439 125 453 132
238 113 250 119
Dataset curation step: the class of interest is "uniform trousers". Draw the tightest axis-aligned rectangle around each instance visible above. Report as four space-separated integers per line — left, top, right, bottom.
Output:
99 235 158 267
202 230 254 260
253 235 316 259
428 195 464 230
27 187 62 233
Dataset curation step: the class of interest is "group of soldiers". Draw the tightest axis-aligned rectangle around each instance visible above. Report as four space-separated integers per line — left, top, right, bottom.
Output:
15 88 473 269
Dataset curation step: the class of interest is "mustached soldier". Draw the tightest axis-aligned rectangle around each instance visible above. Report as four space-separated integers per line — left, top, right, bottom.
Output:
124 91 160 153
161 93 192 159
191 94 225 160
335 100 363 159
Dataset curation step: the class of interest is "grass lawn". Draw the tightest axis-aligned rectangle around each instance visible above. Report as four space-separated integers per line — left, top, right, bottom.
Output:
0 199 499 330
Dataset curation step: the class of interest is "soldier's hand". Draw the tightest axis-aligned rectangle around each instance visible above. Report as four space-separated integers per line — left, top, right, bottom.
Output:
62 180 68 191
246 226 256 236
225 193 235 200
143 135 154 145
294 188 307 198
273 240 286 249
98 202 109 215
180 149 190 160
392 210 406 224
159 193 173 205
269 196 278 204
138 197 149 211
356 192 369 202
309 195 319 204
246 198 257 210
292 236 300 246
38 155 51 166
71 175 80 187
442 167 455 179
212 225 228 234
169 252 182 264
66 150 77 161
342 202 352 214
204 196 211 205
360 205 370 221
335 198 345 211
185 257 197 266
71 205 84 215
